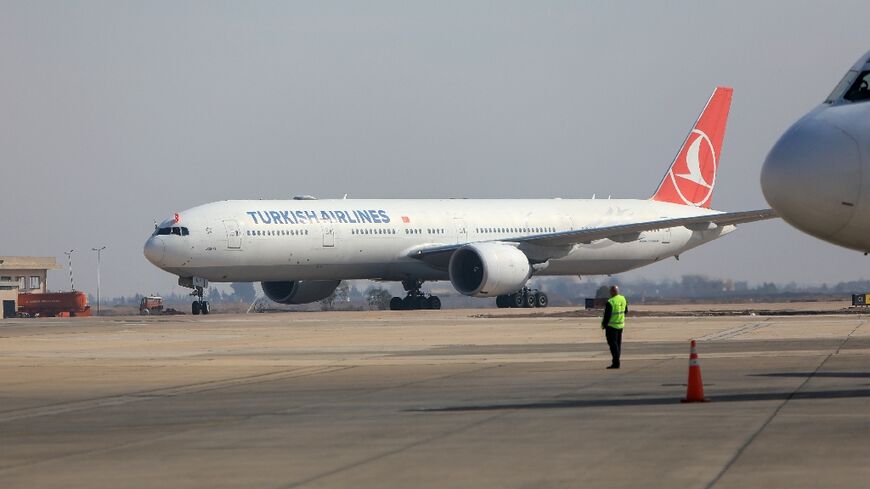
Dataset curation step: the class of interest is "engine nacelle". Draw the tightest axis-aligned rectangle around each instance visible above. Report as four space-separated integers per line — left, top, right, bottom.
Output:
261 280 341 305
448 242 531 297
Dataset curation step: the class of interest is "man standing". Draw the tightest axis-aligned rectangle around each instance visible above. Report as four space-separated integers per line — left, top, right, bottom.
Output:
601 285 627 369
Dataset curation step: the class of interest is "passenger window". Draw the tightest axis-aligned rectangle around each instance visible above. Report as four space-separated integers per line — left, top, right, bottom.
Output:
181 227 189 236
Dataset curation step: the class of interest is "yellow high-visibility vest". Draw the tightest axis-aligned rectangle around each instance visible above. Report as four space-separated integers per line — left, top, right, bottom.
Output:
607 295 627 329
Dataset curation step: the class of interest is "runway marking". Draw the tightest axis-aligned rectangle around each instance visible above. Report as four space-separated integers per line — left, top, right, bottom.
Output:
696 319 773 341
281 358 681 486
0 365 350 424
703 320 865 489
0 363 501 477
278 411 512 489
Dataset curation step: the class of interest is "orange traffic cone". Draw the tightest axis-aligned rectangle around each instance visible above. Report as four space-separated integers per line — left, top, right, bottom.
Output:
681 340 709 403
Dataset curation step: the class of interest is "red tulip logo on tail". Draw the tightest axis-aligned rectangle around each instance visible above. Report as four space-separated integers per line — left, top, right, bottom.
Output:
651 86 732 208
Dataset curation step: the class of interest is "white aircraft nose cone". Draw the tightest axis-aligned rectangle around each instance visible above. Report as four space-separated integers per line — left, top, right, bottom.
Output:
143 236 166 267
761 114 861 240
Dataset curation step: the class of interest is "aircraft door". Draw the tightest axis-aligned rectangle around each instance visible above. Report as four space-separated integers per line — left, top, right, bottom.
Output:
222 220 242 249
2 300 15 319
454 218 467 244
322 225 335 247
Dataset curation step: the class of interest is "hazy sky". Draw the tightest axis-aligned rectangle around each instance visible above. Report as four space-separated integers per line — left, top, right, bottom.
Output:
2 1 870 297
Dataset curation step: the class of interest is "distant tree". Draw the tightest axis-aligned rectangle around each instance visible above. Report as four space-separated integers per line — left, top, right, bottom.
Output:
595 285 611 299
756 282 778 294
365 286 392 310
230 282 256 303
320 291 337 311
347 282 365 302
210 289 226 303
320 282 349 311
334 282 350 303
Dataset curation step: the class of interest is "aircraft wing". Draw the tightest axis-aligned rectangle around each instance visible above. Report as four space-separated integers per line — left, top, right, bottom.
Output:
408 208 777 269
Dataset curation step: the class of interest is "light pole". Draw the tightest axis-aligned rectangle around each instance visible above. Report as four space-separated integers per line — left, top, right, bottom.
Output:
64 250 75 291
91 246 106 316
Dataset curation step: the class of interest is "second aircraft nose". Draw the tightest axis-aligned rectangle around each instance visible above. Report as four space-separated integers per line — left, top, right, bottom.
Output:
143 236 166 267
761 114 862 240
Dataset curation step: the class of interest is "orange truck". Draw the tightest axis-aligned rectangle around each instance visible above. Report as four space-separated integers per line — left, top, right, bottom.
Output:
139 296 184 315
139 296 164 315
18 292 92 317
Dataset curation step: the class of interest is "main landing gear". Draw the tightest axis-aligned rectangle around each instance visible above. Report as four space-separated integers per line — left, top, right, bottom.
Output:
191 286 210 315
389 279 442 310
496 287 549 308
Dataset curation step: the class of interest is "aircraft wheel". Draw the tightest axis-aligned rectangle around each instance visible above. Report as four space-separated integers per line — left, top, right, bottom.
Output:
428 296 441 310
511 293 524 308
496 295 508 308
523 292 536 308
192 301 201 315
390 297 404 310
201 301 210 315
402 296 416 310
536 292 549 308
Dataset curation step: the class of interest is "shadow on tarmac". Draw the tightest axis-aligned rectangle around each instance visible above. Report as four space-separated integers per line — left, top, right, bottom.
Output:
410 388 870 412
752 372 870 378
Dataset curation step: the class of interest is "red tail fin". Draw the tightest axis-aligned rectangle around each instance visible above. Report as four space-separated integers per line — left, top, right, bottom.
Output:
651 86 733 208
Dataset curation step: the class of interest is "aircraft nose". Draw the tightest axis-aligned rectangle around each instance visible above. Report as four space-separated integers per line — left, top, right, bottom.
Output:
143 236 166 267
761 114 862 239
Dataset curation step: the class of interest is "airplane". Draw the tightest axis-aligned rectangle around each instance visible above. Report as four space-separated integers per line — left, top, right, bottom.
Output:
761 49 870 252
144 86 776 314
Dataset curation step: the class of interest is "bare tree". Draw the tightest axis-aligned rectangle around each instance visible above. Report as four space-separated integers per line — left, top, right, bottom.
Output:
365 286 392 310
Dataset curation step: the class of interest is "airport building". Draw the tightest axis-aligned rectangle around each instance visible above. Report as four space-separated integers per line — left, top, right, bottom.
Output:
0 256 63 318
0 279 18 318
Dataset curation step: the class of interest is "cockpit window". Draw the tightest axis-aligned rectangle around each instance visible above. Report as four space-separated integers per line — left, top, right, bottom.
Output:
826 70 860 104
843 71 870 103
153 226 189 236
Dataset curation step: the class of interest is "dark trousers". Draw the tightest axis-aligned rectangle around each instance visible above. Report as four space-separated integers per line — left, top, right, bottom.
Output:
605 327 623 366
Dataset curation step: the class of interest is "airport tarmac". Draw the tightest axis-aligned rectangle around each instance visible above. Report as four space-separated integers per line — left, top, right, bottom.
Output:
1 308 869 488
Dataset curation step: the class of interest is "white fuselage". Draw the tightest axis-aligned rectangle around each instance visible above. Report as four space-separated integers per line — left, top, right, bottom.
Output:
761 50 870 252
143 198 733 283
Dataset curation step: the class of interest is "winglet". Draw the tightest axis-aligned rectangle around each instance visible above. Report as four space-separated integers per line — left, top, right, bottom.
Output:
651 86 733 208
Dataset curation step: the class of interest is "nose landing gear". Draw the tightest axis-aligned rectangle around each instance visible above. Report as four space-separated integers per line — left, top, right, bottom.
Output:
179 277 211 315
389 279 442 310
190 286 210 315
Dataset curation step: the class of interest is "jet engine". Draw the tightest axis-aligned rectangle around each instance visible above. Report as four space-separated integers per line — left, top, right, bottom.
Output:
261 280 341 305
448 242 531 297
